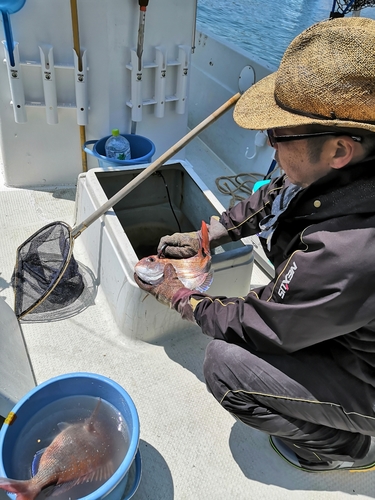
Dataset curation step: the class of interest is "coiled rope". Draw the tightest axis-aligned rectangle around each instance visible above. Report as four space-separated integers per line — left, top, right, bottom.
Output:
215 172 265 207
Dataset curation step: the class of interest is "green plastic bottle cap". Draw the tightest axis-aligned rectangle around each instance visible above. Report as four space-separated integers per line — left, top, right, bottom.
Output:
112 129 120 136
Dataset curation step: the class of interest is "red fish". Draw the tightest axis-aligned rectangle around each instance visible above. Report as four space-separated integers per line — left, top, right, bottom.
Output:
135 220 213 292
0 399 118 500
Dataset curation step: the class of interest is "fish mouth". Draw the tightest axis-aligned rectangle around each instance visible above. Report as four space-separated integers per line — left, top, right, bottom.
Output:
135 269 164 285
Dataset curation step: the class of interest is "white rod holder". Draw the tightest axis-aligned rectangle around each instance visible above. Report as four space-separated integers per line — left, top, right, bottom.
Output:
39 45 58 125
130 49 143 122
73 49 88 125
154 46 166 118
3 42 27 123
176 45 190 115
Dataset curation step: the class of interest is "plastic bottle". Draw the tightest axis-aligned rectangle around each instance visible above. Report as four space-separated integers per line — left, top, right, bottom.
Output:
105 129 131 160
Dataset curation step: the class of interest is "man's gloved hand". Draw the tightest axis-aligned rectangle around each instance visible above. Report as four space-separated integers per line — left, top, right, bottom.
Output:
134 263 187 306
157 216 231 259
207 216 232 247
157 232 200 259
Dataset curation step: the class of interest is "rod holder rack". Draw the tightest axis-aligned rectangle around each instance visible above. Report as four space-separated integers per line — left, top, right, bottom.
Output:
39 45 58 124
2 41 26 123
73 49 88 125
126 44 190 122
2 41 89 125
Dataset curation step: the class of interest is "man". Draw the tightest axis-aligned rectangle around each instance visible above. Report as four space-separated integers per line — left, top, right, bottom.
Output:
134 17 375 472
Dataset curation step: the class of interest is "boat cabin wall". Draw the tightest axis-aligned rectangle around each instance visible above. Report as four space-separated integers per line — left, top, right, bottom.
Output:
189 30 276 177
0 0 197 187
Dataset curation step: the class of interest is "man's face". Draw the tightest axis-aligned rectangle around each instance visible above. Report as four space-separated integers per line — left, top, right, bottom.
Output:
269 126 335 188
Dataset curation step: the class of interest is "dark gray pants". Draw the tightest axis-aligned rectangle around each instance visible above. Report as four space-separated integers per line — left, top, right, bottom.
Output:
203 339 375 462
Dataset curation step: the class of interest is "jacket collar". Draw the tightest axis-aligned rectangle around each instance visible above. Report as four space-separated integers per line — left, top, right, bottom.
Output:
286 156 375 219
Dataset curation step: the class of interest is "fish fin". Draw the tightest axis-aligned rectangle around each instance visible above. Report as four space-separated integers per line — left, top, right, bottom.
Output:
49 477 87 497
39 484 56 498
86 398 102 432
48 480 76 497
78 461 115 484
0 477 36 500
57 422 70 432
31 448 47 476
200 220 211 258
91 398 102 417
50 471 110 497
54 462 115 492
195 270 214 292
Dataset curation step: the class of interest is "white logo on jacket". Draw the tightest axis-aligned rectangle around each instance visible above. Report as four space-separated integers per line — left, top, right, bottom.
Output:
277 261 298 298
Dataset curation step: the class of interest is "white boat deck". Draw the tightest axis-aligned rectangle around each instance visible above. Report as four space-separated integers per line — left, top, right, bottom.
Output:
0 139 374 499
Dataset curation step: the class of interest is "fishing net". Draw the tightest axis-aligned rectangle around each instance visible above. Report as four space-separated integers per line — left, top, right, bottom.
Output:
331 0 375 17
12 222 84 319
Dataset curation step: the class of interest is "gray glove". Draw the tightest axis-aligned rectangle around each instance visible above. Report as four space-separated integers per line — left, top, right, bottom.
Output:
206 216 232 248
157 216 231 259
157 231 200 258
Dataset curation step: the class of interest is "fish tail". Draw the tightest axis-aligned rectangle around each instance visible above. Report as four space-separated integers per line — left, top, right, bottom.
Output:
0 477 37 500
200 220 210 257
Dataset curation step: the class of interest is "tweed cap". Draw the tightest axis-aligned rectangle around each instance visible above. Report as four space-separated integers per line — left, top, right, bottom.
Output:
233 17 375 133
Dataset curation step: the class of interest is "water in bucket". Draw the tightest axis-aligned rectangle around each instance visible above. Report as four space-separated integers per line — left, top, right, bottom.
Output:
7 395 130 499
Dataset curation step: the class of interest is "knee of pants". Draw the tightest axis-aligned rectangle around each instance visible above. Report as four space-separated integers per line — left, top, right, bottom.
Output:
203 339 237 402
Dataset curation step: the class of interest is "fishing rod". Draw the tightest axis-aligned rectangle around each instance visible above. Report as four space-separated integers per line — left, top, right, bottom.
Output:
70 0 87 172
137 0 149 72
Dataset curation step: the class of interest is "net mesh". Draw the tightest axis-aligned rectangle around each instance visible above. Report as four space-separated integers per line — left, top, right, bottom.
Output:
333 0 375 14
12 222 84 319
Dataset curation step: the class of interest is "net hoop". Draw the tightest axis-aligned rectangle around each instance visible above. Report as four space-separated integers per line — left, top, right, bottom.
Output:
13 221 79 319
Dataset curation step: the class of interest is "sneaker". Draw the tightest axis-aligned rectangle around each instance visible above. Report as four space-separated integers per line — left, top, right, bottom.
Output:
269 435 375 473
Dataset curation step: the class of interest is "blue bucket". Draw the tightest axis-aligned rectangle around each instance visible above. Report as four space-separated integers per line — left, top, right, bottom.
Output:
84 134 155 169
0 372 141 500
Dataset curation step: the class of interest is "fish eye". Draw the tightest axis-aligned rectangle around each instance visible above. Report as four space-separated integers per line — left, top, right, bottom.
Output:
147 257 155 262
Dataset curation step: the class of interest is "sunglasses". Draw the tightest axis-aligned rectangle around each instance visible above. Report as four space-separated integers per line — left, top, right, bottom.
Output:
266 129 362 148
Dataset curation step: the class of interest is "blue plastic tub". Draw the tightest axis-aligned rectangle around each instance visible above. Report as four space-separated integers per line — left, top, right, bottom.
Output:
84 134 155 169
0 372 141 500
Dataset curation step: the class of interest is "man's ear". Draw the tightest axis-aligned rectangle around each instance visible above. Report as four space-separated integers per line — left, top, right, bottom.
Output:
329 137 356 170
